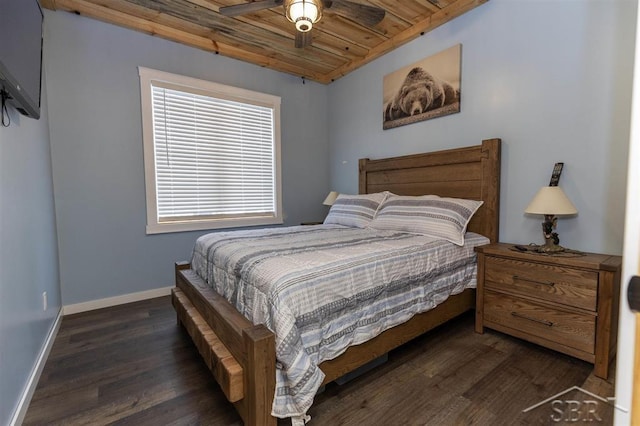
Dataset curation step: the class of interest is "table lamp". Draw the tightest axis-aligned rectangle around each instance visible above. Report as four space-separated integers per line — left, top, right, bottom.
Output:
524 186 577 253
323 191 339 206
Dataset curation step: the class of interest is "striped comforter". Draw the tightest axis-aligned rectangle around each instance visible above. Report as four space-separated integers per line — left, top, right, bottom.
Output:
191 225 489 418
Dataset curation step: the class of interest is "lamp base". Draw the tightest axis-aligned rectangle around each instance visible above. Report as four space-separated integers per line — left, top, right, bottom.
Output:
517 218 583 256
527 219 583 255
538 216 562 251
535 239 567 254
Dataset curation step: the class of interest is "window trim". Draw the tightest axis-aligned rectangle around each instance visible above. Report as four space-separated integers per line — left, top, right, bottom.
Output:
138 67 283 234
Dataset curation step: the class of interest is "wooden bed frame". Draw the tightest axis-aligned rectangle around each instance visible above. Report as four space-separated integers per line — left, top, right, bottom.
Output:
172 138 501 425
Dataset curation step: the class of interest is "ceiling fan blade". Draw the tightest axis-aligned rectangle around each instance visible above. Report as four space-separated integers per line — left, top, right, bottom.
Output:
295 30 313 48
323 0 385 27
219 0 284 17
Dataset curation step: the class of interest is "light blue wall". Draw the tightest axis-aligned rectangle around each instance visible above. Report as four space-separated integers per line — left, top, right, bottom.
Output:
327 0 636 255
43 11 330 305
0 70 61 423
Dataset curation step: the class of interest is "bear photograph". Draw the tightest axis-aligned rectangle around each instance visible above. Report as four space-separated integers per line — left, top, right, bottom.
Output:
383 44 461 130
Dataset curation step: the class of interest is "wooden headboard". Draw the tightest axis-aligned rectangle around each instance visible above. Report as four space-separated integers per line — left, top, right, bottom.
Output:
358 138 501 243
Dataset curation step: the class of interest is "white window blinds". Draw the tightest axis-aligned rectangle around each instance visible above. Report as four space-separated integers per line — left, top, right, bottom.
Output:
139 67 282 234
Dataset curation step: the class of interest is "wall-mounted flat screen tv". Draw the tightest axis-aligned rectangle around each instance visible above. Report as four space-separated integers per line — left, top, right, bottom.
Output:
0 0 44 119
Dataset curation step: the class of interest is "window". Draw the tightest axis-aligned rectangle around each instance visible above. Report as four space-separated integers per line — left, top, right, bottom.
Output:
139 67 282 234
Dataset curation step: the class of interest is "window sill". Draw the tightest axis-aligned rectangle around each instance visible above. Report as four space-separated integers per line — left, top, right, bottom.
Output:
146 216 284 234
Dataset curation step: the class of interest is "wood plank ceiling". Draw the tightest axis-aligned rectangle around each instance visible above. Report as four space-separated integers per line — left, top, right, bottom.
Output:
39 0 488 84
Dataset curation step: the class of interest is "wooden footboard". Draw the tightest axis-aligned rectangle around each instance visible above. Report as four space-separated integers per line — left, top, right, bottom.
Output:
173 262 276 426
172 288 244 402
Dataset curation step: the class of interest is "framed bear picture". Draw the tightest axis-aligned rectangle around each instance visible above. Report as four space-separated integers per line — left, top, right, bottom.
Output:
383 44 461 130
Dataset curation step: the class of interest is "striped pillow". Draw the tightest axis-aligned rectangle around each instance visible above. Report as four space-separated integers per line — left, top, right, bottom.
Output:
368 194 483 245
323 192 388 228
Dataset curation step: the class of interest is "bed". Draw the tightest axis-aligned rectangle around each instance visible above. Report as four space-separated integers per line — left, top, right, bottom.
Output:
172 138 501 425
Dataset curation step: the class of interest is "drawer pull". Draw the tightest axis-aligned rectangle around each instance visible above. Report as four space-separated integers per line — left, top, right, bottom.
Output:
510 311 554 327
513 275 555 287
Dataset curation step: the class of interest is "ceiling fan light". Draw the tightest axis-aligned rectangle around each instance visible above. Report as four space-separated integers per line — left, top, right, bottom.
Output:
285 0 322 32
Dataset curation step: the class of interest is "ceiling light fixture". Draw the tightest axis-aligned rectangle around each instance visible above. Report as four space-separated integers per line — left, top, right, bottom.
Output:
285 0 323 32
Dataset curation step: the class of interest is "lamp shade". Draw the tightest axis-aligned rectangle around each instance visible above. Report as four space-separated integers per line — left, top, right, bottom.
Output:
323 191 339 206
524 186 578 215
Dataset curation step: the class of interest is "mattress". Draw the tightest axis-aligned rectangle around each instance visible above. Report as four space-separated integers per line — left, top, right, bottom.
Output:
191 225 489 418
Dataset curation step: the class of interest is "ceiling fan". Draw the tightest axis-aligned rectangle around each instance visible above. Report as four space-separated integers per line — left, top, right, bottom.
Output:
219 0 386 48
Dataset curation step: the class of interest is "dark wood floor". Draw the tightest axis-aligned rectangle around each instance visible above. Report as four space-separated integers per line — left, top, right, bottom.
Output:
24 296 615 425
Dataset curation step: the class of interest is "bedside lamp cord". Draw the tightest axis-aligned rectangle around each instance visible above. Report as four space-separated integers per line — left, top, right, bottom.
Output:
1 89 10 127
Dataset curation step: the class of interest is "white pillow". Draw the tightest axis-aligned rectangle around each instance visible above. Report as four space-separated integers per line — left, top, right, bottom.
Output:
368 194 483 245
323 192 388 228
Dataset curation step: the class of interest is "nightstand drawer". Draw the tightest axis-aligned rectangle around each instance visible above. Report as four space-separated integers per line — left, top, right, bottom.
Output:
484 256 598 311
484 291 595 354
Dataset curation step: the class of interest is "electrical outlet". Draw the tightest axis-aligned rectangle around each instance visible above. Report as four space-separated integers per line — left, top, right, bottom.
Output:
42 291 47 311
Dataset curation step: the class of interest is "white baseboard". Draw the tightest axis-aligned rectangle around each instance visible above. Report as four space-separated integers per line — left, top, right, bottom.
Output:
63 286 173 315
10 308 63 426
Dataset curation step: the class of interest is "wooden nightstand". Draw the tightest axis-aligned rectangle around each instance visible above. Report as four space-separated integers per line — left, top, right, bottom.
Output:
475 242 621 379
